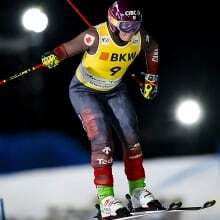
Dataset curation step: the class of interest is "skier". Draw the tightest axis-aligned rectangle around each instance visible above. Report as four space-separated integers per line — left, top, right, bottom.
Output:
42 0 162 218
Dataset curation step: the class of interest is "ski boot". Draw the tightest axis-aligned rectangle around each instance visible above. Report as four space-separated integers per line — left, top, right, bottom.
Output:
95 196 131 219
126 188 165 213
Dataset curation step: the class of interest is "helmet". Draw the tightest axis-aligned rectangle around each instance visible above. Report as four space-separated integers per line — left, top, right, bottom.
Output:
108 0 142 33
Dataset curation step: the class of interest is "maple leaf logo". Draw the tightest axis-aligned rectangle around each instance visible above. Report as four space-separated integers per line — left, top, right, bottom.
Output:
84 34 95 46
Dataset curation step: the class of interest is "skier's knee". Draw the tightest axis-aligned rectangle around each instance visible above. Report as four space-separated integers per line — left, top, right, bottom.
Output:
91 143 113 168
91 143 113 186
123 128 139 147
124 143 143 159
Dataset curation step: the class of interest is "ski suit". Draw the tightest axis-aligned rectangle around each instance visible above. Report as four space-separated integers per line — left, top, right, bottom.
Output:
53 22 159 187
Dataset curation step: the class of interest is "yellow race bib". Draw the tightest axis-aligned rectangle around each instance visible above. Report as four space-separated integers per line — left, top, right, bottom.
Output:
76 22 141 91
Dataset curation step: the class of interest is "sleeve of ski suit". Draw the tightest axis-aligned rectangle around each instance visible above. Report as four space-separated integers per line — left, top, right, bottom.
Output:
140 29 159 75
53 27 99 61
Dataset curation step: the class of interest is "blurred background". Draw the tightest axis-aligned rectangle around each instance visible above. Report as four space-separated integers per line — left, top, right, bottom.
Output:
0 0 219 220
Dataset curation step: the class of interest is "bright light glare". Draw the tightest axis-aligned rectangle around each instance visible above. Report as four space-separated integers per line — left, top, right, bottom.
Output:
176 99 202 125
22 8 48 33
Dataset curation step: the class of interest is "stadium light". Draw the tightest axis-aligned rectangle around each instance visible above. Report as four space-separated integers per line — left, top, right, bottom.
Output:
175 99 202 125
22 8 48 33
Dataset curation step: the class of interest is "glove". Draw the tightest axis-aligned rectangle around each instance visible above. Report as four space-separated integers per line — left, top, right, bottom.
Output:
41 51 60 69
140 73 158 99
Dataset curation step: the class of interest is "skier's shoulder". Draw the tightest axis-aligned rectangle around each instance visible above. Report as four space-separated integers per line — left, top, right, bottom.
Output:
81 22 108 52
81 27 99 48
139 28 154 44
85 26 99 38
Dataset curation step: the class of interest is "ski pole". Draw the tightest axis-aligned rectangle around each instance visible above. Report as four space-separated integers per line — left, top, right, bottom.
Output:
131 71 148 88
0 63 44 86
131 74 143 88
66 0 92 27
0 199 6 220
1 0 91 87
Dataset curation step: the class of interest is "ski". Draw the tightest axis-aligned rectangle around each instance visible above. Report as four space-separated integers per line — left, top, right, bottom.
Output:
94 214 149 220
93 201 178 220
93 199 216 220
130 200 216 216
167 200 216 211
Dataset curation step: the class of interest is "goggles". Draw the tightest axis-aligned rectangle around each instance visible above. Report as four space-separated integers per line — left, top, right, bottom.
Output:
110 16 141 33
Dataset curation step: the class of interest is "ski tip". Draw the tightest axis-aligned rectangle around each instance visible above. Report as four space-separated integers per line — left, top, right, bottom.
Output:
168 201 182 210
203 200 216 208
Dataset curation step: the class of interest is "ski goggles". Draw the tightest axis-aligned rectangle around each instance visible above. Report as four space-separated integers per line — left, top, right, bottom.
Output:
111 17 141 33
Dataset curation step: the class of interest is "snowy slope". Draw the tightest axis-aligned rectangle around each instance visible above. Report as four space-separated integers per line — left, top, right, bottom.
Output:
0 154 219 220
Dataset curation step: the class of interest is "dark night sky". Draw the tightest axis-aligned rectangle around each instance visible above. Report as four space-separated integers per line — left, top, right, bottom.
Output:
0 0 219 159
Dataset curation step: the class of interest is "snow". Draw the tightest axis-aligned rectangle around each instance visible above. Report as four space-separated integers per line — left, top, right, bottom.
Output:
0 154 219 220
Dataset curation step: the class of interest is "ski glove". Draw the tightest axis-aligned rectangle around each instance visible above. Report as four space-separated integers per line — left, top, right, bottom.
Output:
41 51 60 69
141 74 159 99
